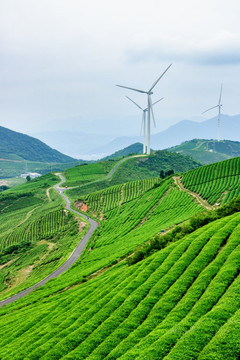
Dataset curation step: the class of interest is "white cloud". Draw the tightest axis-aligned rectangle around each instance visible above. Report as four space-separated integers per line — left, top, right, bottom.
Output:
0 0 240 140
127 32 240 65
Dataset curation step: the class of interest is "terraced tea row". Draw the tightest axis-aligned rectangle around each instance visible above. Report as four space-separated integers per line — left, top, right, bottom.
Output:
1 212 240 359
182 156 240 204
0 208 70 252
70 179 204 278
0 174 89 300
80 177 160 215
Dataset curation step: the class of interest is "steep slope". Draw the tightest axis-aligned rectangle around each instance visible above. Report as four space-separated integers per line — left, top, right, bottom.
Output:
0 203 240 359
168 139 240 164
1 157 240 359
0 174 88 300
182 156 240 204
0 126 76 163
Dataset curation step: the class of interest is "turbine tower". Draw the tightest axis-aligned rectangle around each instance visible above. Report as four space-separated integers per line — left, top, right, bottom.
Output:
126 96 164 154
202 84 223 142
116 64 172 154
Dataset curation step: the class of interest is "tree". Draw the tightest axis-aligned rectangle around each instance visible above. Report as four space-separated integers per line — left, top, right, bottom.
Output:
160 170 165 179
26 175 31 182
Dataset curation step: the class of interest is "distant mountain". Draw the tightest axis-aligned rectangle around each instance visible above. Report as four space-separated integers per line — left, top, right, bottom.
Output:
30 114 240 159
167 139 240 164
0 126 76 163
93 114 240 156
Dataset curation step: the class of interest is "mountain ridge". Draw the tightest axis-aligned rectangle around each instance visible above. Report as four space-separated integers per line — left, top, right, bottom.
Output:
31 114 240 158
0 126 76 163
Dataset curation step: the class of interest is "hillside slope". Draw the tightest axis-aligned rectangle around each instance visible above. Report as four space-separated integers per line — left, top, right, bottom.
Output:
182 156 240 204
66 150 201 198
168 139 240 164
0 174 88 300
1 157 240 359
0 126 76 163
100 142 145 160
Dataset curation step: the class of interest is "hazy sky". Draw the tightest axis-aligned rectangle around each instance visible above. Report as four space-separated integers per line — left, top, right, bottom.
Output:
1 0 240 137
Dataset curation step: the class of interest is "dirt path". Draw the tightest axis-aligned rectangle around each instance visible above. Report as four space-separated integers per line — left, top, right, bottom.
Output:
0 258 18 270
46 187 52 201
173 176 215 210
16 206 40 228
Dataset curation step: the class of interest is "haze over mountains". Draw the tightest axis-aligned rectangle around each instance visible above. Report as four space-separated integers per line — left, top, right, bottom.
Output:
32 114 240 159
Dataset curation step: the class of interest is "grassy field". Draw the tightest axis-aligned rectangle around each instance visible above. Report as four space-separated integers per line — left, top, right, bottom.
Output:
0 156 240 359
62 160 118 187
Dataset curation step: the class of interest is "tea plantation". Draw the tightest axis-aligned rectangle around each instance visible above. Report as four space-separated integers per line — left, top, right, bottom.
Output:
0 156 240 359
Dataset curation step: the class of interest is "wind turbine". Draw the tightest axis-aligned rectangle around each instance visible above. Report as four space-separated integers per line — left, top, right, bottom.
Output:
202 84 223 142
116 64 172 154
126 96 164 154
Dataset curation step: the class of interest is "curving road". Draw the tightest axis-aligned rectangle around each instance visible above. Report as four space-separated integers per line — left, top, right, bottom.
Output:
0 175 98 307
65 155 146 190
0 154 146 307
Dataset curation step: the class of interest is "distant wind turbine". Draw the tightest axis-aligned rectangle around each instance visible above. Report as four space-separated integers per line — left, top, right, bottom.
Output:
202 84 223 142
126 96 164 154
116 64 172 155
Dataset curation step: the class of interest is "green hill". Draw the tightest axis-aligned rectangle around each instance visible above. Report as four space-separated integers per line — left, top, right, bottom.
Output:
167 138 240 164
100 142 145 160
0 126 76 163
1 157 240 359
66 150 201 199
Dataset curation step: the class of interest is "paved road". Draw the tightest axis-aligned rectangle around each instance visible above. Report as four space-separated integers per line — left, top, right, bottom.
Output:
66 155 146 190
0 175 98 308
0 154 146 307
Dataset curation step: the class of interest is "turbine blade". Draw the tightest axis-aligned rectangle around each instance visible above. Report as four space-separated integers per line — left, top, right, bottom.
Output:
116 84 147 94
125 96 143 110
219 83 223 105
152 97 164 106
149 64 172 92
149 97 156 127
202 105 219 114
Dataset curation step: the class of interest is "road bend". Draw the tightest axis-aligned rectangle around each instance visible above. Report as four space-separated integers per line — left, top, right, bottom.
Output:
0 155 146 307
0 175 98 307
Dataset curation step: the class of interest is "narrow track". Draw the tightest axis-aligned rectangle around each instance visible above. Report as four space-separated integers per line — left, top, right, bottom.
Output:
173 176 215 210
0 155 145 307
0 175 98 307
65 154 146 190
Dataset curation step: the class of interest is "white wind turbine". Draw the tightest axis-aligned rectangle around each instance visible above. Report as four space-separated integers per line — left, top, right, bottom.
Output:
116 64 172 154
126 96 164 154
202 84 223 142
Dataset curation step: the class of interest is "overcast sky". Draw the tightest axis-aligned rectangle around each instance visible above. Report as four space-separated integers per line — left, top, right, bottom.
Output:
1 0 240 137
